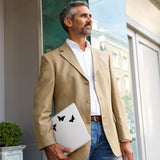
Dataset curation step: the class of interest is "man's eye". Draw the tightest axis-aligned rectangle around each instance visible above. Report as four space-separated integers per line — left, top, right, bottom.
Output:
81 14 86 17
81 14 91 18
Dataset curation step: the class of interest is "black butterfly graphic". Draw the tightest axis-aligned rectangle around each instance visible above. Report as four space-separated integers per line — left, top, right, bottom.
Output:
69 115 75 122
57 116 65 121
53 124 57 131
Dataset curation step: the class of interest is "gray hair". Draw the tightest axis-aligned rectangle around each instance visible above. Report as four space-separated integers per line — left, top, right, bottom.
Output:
59 1 88 33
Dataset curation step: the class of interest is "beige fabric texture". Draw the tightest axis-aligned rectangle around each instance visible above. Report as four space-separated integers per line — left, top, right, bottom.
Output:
33 42 131 160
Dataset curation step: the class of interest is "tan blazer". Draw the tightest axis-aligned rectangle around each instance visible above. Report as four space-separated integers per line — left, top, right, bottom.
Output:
33 42 131 160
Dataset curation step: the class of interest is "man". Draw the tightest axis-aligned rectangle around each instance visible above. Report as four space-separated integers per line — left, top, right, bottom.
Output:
33 1 133 160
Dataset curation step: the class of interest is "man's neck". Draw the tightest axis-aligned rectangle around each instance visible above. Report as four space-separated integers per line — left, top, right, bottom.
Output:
69 36 87 51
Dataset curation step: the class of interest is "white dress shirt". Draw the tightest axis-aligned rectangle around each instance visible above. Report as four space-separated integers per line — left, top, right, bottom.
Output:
66 39 101 116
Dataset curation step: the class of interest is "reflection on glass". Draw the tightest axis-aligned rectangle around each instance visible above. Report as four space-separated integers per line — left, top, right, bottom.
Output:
89 0 137 159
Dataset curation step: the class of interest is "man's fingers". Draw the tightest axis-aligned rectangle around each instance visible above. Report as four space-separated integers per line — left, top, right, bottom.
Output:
122 151 126 160
57 145 73 160
44 144 72 160
126 150 134 160
62 146 73 154
58 154 68 160
120 142 133 160
124 145 134 160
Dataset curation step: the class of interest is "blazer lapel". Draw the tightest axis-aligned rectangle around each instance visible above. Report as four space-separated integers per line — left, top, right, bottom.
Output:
59 42 87 79
91 47 101 81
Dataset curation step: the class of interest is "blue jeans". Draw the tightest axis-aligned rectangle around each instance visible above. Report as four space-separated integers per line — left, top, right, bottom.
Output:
87 121 122 160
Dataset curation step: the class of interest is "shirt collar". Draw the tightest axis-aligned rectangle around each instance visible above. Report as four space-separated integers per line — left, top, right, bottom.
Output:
66 38 90 51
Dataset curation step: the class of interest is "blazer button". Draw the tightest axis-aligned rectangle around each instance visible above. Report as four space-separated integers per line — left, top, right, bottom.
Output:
86 118 90 124
85 81 88 85
87 100 90 104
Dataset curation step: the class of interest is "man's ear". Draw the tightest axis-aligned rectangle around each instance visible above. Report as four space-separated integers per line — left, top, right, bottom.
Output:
64 18 73 28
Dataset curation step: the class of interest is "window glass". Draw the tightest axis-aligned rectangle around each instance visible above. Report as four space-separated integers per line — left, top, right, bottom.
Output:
42 0 138 158
89 0 138 159
116 77 121 90
112 52 119 68
123 57 128 71
124 75 130 91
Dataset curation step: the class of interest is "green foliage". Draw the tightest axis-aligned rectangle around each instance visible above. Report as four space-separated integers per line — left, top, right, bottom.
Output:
122 91 132 107
0 122 23 147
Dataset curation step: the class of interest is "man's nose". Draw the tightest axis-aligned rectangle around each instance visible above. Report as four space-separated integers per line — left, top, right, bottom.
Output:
87 16 92 23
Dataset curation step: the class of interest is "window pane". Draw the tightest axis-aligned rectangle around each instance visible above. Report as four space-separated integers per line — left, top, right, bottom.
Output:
89 0 138 159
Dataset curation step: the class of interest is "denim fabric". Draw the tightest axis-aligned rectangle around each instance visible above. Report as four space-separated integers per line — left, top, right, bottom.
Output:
87 121 122 160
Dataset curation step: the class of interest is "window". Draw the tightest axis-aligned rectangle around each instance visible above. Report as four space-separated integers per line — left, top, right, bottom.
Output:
128 28 160 160
116 77 121 90
100 42 106 51
123 57 128 71
89 1 138 159
112 52 119 68
124 75 130 91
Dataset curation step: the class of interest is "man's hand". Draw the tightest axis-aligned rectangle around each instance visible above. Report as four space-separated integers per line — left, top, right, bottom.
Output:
44 144 73 160
120 141 133 160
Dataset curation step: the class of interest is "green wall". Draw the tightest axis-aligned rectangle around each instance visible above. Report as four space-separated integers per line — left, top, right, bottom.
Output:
42 0 88 53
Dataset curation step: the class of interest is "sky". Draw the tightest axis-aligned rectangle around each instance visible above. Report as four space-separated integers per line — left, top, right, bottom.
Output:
89 0 128 40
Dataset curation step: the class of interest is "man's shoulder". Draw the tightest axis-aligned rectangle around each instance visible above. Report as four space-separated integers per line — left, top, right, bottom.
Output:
43 42 68 59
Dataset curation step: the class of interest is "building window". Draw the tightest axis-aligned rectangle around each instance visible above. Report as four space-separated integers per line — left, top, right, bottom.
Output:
100 42 106 51
123 57 128 71
124 75 130 91
112 52 119 68
116 78 120 90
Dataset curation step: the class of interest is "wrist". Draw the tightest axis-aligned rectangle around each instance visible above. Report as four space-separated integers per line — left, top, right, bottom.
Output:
44 144 55 151
120 139 131 143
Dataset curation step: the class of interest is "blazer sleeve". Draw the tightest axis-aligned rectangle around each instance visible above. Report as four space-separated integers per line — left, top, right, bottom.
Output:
108 54 132 142
33 55 56 150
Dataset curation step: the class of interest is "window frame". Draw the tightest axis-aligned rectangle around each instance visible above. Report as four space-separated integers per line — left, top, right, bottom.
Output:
127 18 160 160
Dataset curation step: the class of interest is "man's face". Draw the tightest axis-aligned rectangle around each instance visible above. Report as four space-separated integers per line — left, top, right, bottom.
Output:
70 6 92 37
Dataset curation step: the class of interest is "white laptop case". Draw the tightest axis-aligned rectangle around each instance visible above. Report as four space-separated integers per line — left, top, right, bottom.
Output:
51 103 91 155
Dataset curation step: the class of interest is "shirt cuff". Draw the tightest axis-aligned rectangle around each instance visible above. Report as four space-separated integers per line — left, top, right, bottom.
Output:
120 139 131 143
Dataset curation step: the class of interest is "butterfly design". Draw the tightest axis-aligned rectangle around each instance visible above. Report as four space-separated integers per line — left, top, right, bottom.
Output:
53 124 57 131
57 116 65 121
69 115 75 122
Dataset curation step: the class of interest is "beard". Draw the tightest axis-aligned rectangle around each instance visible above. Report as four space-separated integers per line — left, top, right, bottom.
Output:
80 23 92 36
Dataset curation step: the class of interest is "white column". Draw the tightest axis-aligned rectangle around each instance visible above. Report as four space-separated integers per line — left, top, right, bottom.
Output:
4 0 41 159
